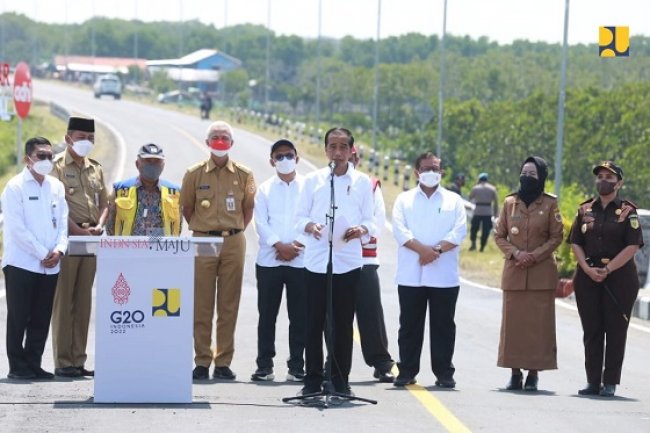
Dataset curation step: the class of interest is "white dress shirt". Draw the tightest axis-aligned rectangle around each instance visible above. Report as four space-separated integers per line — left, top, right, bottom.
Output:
1 168 69 274
295 163 375 274
393 185 467 287
254 172 305 268
362 183 386 266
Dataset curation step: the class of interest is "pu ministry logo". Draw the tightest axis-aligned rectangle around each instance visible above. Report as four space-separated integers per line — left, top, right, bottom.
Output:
152 288 181 317
599 26 629 57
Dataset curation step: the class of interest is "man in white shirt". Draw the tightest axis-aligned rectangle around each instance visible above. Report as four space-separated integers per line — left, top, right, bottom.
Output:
392 152 467 388
295 128 375 396
1 137 69 380
252 139 306 382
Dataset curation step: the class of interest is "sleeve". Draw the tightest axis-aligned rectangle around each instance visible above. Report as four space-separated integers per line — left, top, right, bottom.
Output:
530 199 564 262
54 183 69 254
242 172 256 211
358 179 376 240
392 193 413 247
492 188 499 216
568 207 585 245
494 199 516 258
441 194 467 246
294 176 313 234
0 183 49 260
468 186 476 203
105 187 117 236
371 185 386 238
253 184 280 247
97 166 109 210
624 209 644 247
180 170 196 211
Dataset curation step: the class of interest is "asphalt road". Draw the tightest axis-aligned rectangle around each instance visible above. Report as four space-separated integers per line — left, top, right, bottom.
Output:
0 80 648 433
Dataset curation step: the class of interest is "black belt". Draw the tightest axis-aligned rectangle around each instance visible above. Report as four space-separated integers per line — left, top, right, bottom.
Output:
201 229 242 237
586 257 611 268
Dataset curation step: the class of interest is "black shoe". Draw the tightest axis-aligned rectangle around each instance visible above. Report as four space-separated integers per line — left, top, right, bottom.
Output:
505 374 523 390
55 367 82 378
524 374 538 391
599 384 616 397
7 369 36 380
578 383 600 396
33 367 55 380
251 367 274 381
213 366 236 380
435 377 456 389
286 369 305 382
192 366 210 380
373 368 395 383
78 367 94 377
394 375 416 387
469 245 476 251
298 386 321 396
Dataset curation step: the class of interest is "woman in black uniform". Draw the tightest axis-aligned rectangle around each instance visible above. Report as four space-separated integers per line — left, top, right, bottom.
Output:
568 161 643 397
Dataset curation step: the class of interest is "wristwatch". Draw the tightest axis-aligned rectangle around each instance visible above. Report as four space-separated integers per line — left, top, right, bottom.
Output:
434 244 443 254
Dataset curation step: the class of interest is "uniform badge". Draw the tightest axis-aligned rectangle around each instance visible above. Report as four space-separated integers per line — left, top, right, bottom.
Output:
201 200 211 209
554 213 562 223
539 211 544 215
615 209 622 215
630 215 639 229
68 187 75 195
581 223 587 234
510 227 519 235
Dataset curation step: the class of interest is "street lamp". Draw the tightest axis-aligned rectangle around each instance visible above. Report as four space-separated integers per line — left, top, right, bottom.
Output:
371 0 381 154
554 0 570 199
437 0 448 158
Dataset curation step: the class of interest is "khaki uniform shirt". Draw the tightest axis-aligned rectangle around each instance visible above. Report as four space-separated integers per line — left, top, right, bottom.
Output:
494 192 564 291
180 158 256 232
469 182 498 217
52 148 108 225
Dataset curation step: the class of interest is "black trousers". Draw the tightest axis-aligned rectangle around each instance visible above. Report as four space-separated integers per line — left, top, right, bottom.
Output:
470 215 493 249
574 264 639 385
304 268 360 392
255 265 306 371
4 265 58 373
354 264 393 372
397 285 459 380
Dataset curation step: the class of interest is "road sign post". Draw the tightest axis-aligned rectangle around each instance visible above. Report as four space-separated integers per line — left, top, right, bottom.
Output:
0 62 10 121
13 62 33 168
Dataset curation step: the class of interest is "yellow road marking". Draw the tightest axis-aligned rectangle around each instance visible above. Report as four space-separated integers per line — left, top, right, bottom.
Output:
170 124 208 152
354 326 472 433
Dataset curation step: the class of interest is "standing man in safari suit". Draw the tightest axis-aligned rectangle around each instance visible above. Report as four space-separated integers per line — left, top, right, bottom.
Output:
51 117 109 377
181 121 256 381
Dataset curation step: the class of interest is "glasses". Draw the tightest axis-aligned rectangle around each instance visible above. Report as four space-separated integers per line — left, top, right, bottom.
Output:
274 153 295 161
34 152 54 161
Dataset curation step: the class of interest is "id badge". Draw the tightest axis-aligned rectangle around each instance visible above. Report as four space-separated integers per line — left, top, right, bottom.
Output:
225 195 236 212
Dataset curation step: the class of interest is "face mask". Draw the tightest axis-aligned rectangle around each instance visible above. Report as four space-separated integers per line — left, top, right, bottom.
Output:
211 148 229 157
596 180 617 196
140 164 163 181
275 159 296 175
30 158 54 176
208 138 231 157
418 171 441 188
519 175 539 193
71 139 93 157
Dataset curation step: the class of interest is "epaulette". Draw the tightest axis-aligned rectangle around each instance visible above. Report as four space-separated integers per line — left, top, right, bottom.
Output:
88 157 103 166
579 197 596 206
53 151 66 162
505 191 517 197
187 161 207 173
543 192 557 199
622 199 639 209
233 161 252 174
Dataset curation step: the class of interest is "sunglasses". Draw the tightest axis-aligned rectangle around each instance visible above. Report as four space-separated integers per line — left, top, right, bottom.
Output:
34 152 54 161
274 153 295 162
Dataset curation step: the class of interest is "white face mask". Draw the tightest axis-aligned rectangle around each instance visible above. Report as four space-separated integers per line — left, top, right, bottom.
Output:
211 148 228 157
72 139 94 157
30 159 54 176
419 171 441 188
275 159 296 175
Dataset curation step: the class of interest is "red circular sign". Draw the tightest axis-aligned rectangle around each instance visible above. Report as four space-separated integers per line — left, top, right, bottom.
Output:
13 62 32 119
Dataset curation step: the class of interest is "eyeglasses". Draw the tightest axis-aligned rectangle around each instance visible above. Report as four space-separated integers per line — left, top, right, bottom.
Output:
274 153 295 161
34 152 54 161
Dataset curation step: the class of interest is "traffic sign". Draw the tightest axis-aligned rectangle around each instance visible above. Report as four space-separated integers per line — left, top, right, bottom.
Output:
13 62 32 119
1 63 9 86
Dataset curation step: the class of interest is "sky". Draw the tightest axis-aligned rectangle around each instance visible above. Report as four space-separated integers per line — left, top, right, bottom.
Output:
1 0 649 45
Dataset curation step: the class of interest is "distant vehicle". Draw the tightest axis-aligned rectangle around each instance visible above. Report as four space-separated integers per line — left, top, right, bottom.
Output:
156 90 200 106
93 74 122 99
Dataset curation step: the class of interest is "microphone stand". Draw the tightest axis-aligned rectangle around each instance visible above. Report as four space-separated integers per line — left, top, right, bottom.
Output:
283 161 377 407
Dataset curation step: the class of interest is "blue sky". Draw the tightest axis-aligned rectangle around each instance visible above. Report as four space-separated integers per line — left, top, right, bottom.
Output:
2 0 649 45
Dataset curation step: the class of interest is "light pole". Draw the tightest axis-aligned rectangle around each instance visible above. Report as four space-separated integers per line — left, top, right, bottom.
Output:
437 0 448 158
315 0 322 132
554 0 570 199
265 0 271 114
371 0 381 154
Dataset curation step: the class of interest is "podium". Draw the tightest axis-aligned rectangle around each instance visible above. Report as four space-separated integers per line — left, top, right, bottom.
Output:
68 236 223 404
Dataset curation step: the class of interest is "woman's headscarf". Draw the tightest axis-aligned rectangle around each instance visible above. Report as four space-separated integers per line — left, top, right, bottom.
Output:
517 156 548 207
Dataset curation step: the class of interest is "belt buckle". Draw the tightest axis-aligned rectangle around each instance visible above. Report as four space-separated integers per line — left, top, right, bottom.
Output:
601 258 610 265
221 230 230 237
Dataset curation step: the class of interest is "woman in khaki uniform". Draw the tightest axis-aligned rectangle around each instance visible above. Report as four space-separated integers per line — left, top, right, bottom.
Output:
494 156 563 391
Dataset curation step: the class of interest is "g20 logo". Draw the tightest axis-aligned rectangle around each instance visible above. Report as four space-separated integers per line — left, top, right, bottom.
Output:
110 310 145 324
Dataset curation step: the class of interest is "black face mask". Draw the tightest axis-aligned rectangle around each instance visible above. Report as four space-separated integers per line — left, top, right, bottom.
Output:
519 175 538 193
596 180 617 196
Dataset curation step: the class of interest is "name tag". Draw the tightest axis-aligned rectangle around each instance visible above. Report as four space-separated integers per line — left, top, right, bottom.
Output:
198 185 211 190
29 196 39 200
65 173 76 179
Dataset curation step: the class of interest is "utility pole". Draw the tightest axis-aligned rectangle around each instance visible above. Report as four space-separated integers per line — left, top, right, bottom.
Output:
371 0 381 154
554 0 570 199
437 0 448 158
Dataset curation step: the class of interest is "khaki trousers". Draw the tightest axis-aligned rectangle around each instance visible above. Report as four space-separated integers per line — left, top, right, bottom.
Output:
51 256 96 368
193 232 246 368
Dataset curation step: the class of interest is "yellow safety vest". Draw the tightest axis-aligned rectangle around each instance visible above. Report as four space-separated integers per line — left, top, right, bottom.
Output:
113 179 181 236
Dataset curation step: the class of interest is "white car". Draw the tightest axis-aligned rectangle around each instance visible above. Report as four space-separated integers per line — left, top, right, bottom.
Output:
93 74 122 99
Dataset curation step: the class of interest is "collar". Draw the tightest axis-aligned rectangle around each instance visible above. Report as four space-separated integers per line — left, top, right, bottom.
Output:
64 147 89 168
595 196 622 210
21 166 42 184
416 184 441 199
136 177 161 191
206 157 235 173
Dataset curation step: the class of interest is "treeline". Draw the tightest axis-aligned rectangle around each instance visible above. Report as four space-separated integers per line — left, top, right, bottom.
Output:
2 13 648 205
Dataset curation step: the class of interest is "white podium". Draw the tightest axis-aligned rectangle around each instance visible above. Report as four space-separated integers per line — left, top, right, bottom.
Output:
68 236 222 404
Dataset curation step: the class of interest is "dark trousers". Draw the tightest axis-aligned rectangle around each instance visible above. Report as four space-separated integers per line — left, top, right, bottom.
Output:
255 265 306 371
4 265 58 373
304 269 360 392
574 266 639 385
470 215 493 250
397 285 459 380
354 264 393 372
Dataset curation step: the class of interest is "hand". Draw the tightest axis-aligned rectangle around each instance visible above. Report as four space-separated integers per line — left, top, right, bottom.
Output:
515 251 536 268
343 225 366 242
88 225 104 236
418 246 440 266
587 267 607 282
42 250 62 268
307 223 324 240
274 242 300 261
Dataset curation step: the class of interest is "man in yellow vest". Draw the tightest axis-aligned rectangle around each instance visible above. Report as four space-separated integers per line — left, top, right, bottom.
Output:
106 143 182 237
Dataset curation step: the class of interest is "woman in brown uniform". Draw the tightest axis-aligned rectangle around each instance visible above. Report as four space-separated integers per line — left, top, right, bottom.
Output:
569 161 643 398
494 156 563 391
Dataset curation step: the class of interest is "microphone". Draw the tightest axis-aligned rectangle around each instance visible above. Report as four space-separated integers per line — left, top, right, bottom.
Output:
328 160 336 171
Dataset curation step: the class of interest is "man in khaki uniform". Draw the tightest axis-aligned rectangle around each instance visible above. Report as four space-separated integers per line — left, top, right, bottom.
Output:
51 117 109 377
181 120 256 380
468 172 499 252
